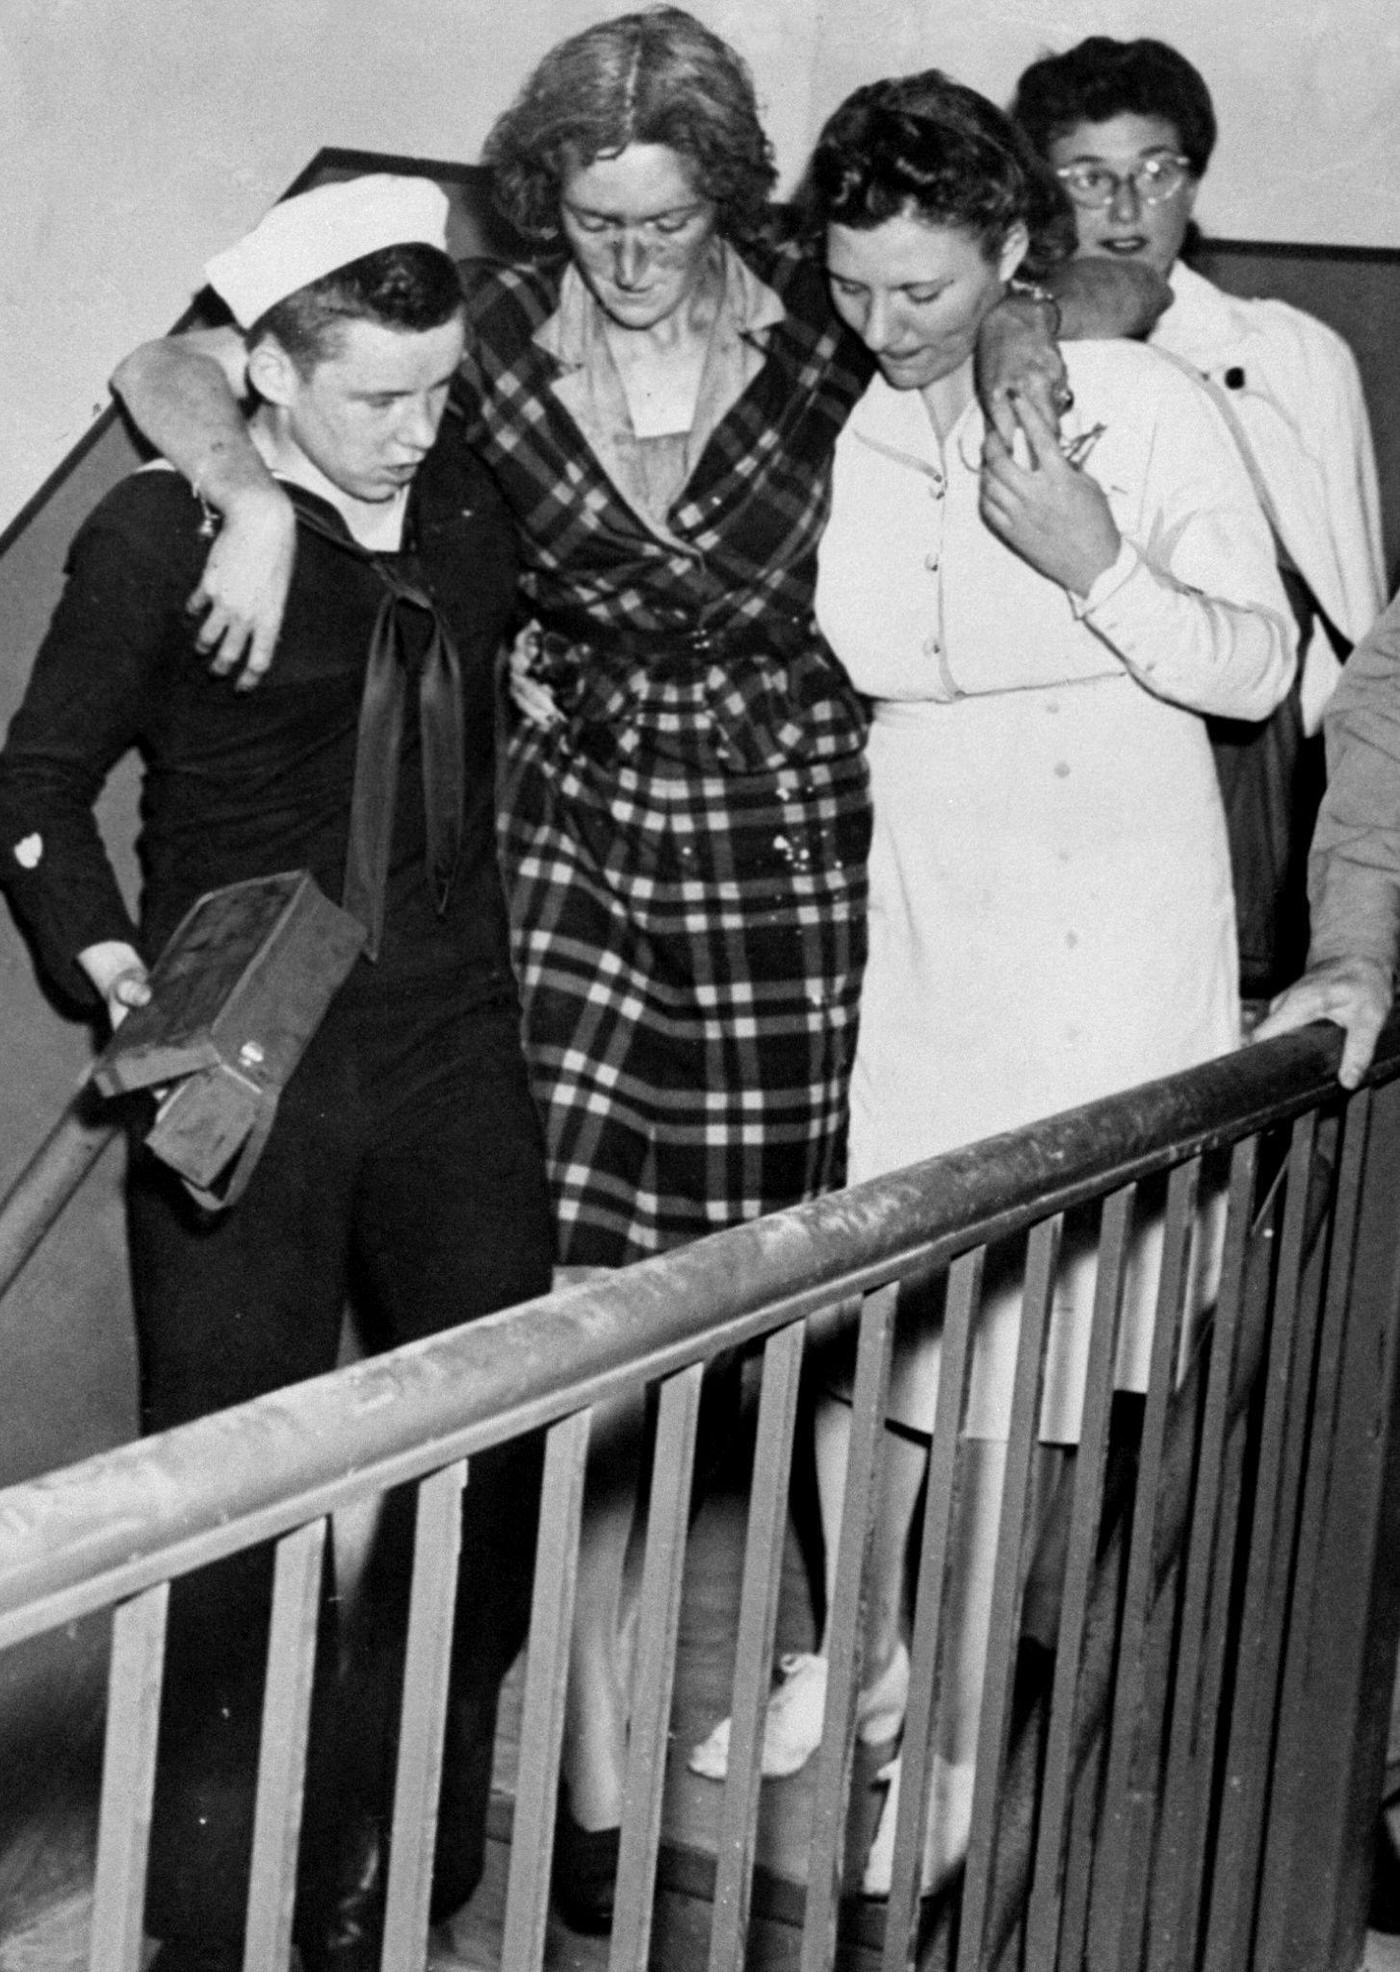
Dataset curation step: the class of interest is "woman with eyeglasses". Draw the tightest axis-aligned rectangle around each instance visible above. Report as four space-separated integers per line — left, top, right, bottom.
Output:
1012 37 1385 998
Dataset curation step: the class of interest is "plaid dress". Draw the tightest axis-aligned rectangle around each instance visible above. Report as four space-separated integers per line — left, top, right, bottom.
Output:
457 241 874 1265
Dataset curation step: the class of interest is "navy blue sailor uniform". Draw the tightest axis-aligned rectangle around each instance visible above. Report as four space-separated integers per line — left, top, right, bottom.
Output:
0 429 554 1948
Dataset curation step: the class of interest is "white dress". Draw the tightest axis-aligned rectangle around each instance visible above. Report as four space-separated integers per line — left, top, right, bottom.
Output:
815 339 1296 1440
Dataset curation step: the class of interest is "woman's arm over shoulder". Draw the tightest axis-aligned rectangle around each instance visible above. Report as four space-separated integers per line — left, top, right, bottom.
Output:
111 326 294 686
111 326 255 492
974 257 1168 444
1046 257 1171 340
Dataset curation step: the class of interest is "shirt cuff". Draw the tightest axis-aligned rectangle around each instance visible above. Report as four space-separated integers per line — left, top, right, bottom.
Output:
1070 538 1140 618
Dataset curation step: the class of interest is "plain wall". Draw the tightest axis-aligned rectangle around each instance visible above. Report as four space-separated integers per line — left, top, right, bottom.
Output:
2 0 1399 534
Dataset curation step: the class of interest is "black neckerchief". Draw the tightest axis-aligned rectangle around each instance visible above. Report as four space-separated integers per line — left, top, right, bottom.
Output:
288 485 465 962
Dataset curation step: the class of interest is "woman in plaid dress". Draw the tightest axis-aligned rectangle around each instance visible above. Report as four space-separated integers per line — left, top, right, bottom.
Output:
474 40 873 1274
471 13 873 1919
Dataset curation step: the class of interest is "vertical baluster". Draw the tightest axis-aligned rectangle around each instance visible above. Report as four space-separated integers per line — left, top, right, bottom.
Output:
955 1214 1061 1972
1255 1093 1367 1971
1026 1183 1136 1966
802 1278 898 1972
878 1250 982 1972
1086 1155 1200 1971
1149 1138 1259 1970
1057 1698 1110 1971
381 1460 466 1971
89 1581 169 1972
708 1317 807 1972
609 1361 703 1972
1202 1113 1325 1971
500 1408 591 1972
1254 1083 1400 1971
1059 1431 1158 1972
243 1518 328 1971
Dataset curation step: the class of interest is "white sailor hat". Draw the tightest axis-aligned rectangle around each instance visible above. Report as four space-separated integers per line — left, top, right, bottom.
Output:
205 173 451 329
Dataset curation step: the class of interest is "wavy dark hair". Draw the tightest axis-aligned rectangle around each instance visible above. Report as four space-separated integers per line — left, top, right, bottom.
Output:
248 243 465 375
483 7 777 253
801 70 1075 275
1010 37 1217 178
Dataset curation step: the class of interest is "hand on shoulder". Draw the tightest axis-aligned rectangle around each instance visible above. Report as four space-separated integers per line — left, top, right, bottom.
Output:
187 482 297 689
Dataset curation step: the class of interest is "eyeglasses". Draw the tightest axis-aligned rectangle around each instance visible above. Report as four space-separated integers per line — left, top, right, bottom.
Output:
1054 155 1193 209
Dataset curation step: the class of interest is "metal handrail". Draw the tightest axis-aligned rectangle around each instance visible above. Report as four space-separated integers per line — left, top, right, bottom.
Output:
0 1080 122 1304
0 1013 1391 1972
0 1017 1362 1652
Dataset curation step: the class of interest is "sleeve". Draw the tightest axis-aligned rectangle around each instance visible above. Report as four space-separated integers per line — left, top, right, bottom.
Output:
1306 591 1400 970
1297 323 1385 643
1221 307 1384 651
1072 355 1297 722
450 259 507 447
0 490 186 1004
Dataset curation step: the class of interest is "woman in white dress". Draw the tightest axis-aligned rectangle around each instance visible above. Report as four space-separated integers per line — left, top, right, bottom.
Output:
689 68 1295 1895
1012 36 1384 996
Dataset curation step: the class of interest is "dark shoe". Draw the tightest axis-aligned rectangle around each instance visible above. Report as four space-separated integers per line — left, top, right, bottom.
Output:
553 1790 619 1934
297 1812 386 1971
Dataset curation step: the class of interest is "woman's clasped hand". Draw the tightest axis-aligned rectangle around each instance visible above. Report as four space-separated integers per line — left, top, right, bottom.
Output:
979 388 1121 595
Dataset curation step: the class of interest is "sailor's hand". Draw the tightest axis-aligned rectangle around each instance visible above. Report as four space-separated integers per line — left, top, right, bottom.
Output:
79 942 152 1031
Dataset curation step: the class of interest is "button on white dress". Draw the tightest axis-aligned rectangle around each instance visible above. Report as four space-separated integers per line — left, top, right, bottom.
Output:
816 339 1296 1439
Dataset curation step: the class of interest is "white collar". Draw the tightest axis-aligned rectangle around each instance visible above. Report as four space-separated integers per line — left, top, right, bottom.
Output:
847 371 980 478
532 238 785 371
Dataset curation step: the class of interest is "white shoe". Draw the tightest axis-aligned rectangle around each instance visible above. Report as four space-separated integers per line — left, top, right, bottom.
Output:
688 1643 909 1782
861 1750 975 1899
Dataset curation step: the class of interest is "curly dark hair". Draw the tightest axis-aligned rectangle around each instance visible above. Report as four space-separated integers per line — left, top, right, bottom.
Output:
248 242 464 375
800 70 1075 275
1010 38 1217 178
482 7 777 252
